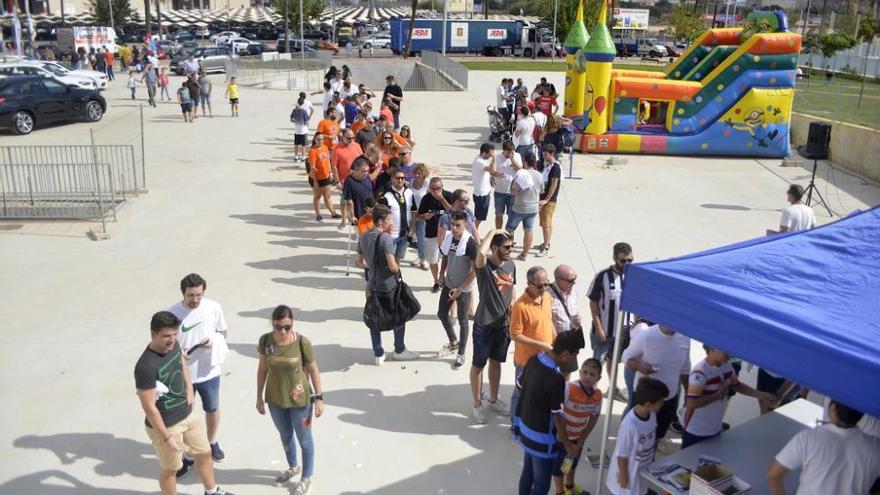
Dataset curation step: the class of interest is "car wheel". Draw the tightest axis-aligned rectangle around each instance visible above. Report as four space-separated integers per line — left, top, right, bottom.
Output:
85 100 104 122
523 47 533 58
364 42 372 49
384 43 390 49
12 111 34 135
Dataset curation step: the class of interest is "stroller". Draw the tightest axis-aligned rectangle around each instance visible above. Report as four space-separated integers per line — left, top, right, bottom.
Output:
487 105 511 143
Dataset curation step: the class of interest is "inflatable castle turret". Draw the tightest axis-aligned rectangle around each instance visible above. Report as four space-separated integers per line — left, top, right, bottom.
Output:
583 0 616 135
563 1 589 119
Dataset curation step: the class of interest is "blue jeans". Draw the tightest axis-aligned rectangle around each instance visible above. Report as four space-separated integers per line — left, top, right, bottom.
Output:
519 451 554 495
393 235 408 261
505 210 537 232
682 430 718 449
415 219 426 261
510 364 524 424
516 144 535 160
267 403 315 478
370 324 406 357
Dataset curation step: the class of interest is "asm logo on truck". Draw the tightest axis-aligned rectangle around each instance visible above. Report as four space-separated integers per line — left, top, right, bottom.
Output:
487 29 507 40
412 28 432 39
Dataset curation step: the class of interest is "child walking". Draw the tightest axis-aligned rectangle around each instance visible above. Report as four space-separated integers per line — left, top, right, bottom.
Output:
127 70 138 100
606 377 668 495
552 358 603 495
225 77 240 117
158 67 171 101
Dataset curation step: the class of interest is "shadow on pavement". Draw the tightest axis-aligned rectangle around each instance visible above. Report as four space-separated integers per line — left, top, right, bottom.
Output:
0 470 153 495
228 342 372 372
246 254 343 274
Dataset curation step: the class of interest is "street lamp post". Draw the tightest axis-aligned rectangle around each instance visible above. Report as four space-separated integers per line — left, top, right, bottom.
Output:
109 0 116 32
551 0 558 61
442 0 447 55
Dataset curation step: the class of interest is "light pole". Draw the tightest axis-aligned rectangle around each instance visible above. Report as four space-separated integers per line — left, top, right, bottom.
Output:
441 0 447 55
551 0 558 61
299 0 305 65
109 0 116 32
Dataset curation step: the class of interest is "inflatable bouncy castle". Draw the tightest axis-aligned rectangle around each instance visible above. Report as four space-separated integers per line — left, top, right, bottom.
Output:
564 3 801 158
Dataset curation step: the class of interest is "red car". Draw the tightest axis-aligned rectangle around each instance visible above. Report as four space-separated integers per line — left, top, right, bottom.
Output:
664 45 682 58
314 40 340 54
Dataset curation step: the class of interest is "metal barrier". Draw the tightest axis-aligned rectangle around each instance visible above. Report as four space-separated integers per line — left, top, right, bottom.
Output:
418 50 469 90
0 145 142 233
226 53 332 91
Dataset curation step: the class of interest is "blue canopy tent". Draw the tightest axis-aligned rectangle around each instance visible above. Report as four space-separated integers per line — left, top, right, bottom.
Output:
619 205 880 418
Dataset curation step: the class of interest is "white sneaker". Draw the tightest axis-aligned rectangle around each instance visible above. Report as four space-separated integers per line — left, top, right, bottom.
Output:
487 398 510 416
374 354 385 366
452 354 465 369
294 477 312 495
275 465 302 485
472 403 487 424
392 349 419 361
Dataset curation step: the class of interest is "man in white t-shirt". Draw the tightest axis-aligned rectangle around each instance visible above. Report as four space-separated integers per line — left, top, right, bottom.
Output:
768 400 880 495
777 184 816 233
622 324 691 453
472 142 495 231
513 106 536 159
491 141 522 230
683 346 775 448
495 78 511 129
168 273 229 467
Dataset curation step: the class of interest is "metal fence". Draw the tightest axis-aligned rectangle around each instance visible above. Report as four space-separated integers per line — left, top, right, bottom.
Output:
226 53 332 90
0 144 144 233
799 40 880 80
418 50 469 90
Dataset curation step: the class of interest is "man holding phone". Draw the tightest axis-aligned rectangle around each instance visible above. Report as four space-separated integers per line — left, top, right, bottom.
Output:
168 273 229 475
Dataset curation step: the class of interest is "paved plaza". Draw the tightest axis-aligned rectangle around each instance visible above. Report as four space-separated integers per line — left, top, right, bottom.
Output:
1 68 878 495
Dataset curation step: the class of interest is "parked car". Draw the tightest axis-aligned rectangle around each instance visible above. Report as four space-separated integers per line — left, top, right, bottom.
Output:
210 31 239 45
172 30 196 43
193 27 211 38
169 46 230 75
303 29 330 41
361 34 391 49
637 38 667 58
0 76 106 135
226 37 255 54
256 27 278 40
179 41 200 57
245 42 271 56
663 44 682 58
156 39 180 57
275 37 318 54
0 62 97 90
41 60 109 90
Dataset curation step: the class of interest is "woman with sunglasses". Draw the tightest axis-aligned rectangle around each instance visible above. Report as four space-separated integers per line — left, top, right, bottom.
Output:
256 305 323 494
307 133 340 222
410 163 432 270
378 132 399 167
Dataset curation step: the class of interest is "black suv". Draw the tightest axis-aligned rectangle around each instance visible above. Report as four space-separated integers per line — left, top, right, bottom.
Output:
0 76 106 135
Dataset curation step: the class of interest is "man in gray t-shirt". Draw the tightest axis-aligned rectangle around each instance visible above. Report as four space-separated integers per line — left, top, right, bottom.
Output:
505 152 543 261
356 205 419 365
437 211 478 369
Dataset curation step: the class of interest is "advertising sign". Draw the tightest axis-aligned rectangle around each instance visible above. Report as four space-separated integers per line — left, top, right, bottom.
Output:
411 27 432 40
487 28 507 40
451 22 468 47
612 8 650 30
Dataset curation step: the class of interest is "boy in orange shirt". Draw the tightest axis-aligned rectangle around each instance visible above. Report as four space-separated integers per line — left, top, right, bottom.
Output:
553 358 603 495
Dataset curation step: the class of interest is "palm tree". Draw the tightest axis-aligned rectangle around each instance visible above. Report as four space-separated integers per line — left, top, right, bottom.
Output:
145 0 152 36
403 0 417 58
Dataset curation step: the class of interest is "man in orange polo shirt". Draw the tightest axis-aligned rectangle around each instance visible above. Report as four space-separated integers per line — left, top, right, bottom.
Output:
509 265 555 424
317 107 341 149
331 129 363 227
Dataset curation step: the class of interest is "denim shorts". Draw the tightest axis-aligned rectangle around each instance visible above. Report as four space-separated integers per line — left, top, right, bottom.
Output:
493 192 514 216
192 375 220 412
200 93 210 104
471 322 510 368
590 331 614 363
505 210 537 231
473 194 491 221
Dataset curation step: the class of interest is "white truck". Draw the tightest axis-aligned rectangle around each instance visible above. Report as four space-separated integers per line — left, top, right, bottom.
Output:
56 26 118 58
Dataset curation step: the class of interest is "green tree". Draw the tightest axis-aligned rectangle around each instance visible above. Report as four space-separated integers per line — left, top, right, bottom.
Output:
536 0 602 45
669 4 706 42
87 0 134 30
272 0 324 52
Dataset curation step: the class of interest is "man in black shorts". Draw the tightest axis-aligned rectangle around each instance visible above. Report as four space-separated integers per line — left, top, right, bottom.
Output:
470 228 516 424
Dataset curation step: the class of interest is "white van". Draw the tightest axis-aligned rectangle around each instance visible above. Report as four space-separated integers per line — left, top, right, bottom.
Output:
56 26 118 57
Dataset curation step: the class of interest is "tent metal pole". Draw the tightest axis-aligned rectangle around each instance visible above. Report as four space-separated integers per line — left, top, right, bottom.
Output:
595 308 627 495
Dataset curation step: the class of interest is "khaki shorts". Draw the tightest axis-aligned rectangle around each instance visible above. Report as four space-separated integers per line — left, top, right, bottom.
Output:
539 201 557 228
145 410 211 471
424 237 440 264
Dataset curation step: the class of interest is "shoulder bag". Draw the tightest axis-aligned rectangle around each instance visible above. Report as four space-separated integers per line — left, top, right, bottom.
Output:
363 234 421 332
548 283 586 350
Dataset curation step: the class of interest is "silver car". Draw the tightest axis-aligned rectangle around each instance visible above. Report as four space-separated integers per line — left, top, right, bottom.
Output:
171 46 230 75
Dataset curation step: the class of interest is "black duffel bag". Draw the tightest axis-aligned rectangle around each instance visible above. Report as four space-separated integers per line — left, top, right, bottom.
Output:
363 235 421 331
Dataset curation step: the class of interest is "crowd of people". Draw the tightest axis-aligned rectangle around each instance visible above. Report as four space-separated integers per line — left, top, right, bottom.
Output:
132 69 880 495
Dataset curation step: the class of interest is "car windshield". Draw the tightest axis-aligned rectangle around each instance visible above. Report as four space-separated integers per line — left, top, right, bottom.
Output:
41 64 66 76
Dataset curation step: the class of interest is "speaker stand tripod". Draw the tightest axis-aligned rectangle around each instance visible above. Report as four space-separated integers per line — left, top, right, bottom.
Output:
804 157 832 216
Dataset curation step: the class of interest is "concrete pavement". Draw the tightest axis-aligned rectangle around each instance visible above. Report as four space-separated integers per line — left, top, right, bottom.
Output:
0 68 878 495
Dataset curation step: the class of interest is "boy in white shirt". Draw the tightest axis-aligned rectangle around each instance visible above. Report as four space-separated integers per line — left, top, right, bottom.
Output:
607 377 668 495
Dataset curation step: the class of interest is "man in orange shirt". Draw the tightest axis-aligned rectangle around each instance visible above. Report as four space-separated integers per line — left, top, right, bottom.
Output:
509 265 555 423
102 45 116 81
317 107 341 150
331 129 363 227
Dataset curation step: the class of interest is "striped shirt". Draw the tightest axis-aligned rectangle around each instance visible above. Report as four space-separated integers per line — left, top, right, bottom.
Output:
562 382 602 442
685 359 737 436
587 267 627 338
